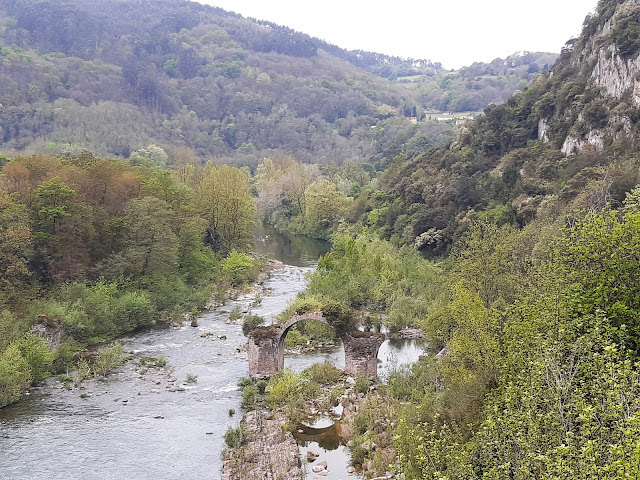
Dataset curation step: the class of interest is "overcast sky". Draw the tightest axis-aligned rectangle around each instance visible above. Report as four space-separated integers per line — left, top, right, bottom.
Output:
196 0 600 69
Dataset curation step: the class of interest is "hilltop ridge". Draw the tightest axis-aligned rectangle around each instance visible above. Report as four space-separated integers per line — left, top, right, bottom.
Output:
0 0 552 164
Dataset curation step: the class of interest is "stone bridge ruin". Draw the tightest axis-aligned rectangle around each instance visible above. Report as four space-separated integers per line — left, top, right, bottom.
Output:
247 311 385 379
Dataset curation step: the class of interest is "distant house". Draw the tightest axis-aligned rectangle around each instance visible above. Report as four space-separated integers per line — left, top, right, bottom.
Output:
437 117 454 122
409 117 418 124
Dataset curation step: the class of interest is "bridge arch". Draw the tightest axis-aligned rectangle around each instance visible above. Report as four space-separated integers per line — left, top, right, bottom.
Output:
247 311 385 379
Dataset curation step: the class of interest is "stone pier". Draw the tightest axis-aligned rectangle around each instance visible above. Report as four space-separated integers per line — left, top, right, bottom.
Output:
247 312 385 379
343 332 385 378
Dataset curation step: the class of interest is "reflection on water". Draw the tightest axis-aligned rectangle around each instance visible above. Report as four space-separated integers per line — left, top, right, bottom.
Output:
253 223 330 267
295 422 345 451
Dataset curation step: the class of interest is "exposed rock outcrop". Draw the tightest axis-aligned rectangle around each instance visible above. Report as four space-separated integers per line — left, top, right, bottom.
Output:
30 315 64 350
222 411 302 480
559 0 640 153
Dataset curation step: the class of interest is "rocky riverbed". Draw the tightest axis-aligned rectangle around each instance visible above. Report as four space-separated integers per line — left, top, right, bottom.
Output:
224 376 398 480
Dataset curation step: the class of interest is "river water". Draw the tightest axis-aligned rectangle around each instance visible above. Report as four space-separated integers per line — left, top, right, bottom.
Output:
0 226 425 479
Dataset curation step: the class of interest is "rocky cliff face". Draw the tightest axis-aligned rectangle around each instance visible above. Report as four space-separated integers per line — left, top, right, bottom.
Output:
555 0 640 154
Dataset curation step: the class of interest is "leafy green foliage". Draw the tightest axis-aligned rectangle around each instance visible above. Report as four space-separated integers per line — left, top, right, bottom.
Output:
0 344 32 407
14 334 53 383
554 208 640 345
221 252 258 286
241 385 259 410
242 314 264 336
354 376 370 394
389 201 640 478
0 152 260 406
92 342 124 377
265 369 320 410
612 6 640 58
224 426 249 449
303 362 342 385
300 233 442 333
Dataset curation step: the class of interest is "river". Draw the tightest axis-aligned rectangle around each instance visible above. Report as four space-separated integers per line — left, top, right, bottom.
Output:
0 226 425 479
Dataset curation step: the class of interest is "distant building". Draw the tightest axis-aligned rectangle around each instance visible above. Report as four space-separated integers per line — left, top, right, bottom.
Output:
437 117 454 122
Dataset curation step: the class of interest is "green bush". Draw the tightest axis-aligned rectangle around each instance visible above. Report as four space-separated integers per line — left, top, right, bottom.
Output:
237 377 252 387
256 379 268 394
297 320 336 345
92 342 124 376
265 370 303 408
241 385 259 409
113 290 155 331
229 306 243 322
221 251 256 285
78 281 118 336
242 314 264 336
0 344 32 407
265 369 320 409
0 309 27 351
349 434 370 465
15 334 53 383
147 277 190 311
284 326 307 347
224 426 249 449
53 343 81 374
304 361 342 385
355 375 370 394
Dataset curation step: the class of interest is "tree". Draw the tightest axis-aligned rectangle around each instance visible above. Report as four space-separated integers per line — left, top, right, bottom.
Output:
130 145 169 168
554 208 640 347
33 177 76 237
197 164 255 253
304 180 350 232
103 197 179 279
452 221 521 308
0 193 33 295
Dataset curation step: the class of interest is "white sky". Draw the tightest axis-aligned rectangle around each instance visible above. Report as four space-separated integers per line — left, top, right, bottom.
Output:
196 0 600 69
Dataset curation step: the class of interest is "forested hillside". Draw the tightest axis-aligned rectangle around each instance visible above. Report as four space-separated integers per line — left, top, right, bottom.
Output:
0 0 549 165
354 0 640 257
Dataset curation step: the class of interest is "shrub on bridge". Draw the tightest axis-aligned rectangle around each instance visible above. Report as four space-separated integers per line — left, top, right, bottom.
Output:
242 314 264 336
321 301 356 334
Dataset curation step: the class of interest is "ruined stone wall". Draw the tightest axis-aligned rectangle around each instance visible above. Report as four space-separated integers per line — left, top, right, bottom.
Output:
343 333 385 379
248 335 281 378
248 312 386 379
